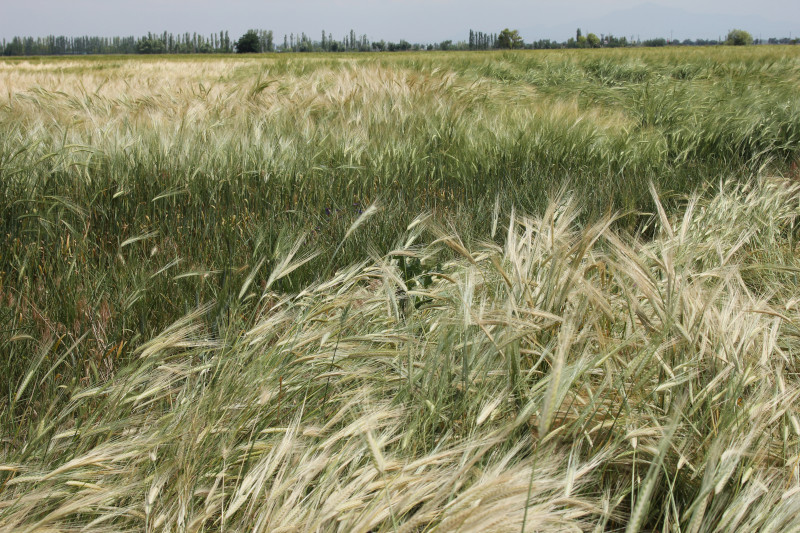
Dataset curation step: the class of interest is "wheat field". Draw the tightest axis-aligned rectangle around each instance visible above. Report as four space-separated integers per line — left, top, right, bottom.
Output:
1 47 800 531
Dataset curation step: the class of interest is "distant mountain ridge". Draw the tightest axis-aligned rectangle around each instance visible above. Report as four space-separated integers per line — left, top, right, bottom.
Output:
518 3 794 42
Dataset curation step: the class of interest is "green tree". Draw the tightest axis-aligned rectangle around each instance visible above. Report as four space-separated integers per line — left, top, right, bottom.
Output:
497 28 523 49
2 37 24 56
235 30 260 53
586 33 601 48
725 29 753 46
136 37 165 54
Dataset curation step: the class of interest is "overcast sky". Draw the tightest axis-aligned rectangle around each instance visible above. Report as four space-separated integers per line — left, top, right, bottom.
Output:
2 1 798 43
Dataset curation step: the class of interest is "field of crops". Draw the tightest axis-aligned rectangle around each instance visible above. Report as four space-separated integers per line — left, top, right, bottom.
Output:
1 47 800 531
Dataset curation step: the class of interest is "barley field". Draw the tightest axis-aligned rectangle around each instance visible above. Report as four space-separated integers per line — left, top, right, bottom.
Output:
1 47 800 531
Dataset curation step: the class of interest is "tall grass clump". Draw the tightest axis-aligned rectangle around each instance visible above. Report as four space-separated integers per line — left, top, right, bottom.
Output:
2 177 799 531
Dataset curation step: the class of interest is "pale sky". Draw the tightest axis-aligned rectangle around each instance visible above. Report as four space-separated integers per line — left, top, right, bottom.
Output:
1 1 798 43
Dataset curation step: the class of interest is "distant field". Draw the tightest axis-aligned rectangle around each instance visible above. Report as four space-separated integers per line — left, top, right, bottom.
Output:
1 48 800 531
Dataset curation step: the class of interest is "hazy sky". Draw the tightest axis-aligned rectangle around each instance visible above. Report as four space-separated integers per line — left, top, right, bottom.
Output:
2 1 798 43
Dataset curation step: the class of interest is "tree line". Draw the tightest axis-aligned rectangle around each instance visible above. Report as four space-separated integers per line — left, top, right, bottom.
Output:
1 31 236 56
1 27 796 56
